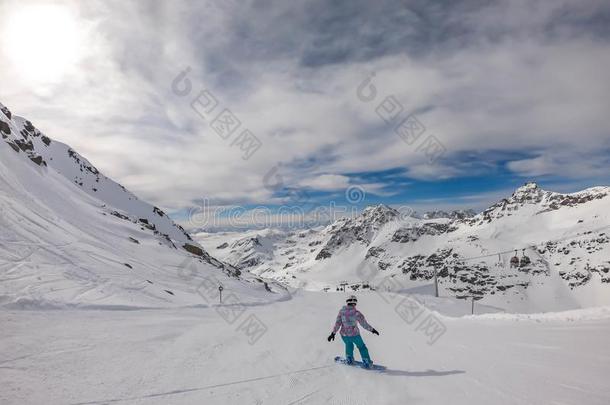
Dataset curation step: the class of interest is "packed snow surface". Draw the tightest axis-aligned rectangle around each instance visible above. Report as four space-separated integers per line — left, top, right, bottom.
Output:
1 291 609 405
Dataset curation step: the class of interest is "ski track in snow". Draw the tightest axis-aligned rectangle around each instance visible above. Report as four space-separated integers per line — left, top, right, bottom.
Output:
1 291 609 405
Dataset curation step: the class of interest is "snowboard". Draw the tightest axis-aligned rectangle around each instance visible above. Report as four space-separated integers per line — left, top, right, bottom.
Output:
334 356 386 371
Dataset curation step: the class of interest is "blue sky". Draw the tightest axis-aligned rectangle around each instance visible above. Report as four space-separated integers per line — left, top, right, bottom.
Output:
1 0 610 229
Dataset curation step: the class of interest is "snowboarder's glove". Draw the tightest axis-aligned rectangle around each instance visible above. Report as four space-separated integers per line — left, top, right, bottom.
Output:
327 332 335 342
372 329 380 336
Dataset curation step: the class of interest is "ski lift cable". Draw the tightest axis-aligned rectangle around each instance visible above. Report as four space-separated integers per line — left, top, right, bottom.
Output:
460 224 610 262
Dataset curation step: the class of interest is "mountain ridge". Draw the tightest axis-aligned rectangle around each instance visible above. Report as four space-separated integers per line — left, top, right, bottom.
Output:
0 101 286 308
197 182 610 312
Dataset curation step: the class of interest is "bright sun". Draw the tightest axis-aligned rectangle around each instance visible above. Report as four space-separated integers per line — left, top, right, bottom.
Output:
2 5 81 83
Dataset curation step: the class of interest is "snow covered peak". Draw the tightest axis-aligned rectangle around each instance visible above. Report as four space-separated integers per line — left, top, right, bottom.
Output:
0 103 48 167
199 180 610 307
1 101 290 307
360 204 399 223
309 204 400 261
509 182 547 203
473 182 610 224
515 181 540 193
1 101 194 247
564 186 610 199
362 204 396 214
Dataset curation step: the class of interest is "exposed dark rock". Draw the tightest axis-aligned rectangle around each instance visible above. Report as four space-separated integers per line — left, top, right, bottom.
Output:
68 148 100 176
315 248 332 260
392 222 457 243
0 120 10 134
365 246 385 259
183 243 205 256
231 237 262 249
29 155 45 166
110 211 130 221
240 256 261 268
0 105 11 119
24 121 35 132
378 261 391 270
15 139 34 151
138 218 156 231
423 209 476 220
173 224 192 241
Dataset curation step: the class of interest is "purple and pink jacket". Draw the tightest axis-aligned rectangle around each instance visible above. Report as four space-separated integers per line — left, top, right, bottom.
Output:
332 305 374 337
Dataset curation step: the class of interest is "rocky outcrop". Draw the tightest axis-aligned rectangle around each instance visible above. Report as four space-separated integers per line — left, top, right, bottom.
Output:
423 209 476 220
316 205 399 260
183 243 205 257
205 182 610 300
1 105 12 119
392 222 457 243
0 120 10 135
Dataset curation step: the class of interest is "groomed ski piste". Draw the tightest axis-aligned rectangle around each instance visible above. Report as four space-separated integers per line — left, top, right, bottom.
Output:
2 291 610 404
1 101 610 404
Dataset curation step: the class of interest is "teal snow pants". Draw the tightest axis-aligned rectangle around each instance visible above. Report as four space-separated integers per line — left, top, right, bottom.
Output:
341 334 371 362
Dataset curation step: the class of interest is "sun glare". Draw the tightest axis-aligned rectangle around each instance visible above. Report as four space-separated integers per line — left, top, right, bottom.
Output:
2 5 81 84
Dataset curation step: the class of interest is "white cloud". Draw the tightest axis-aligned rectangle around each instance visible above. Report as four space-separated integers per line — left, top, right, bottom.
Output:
507 152 610 178
1 0 609 213
300 174 350 190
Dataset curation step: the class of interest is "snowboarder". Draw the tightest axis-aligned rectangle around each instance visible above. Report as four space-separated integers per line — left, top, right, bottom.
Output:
327 295 379 368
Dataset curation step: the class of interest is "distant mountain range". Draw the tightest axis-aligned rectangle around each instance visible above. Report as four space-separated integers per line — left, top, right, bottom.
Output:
198 183 610 312
2 100 608 313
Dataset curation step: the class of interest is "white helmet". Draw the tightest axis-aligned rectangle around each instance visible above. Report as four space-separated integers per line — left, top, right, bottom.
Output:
346 295 358 305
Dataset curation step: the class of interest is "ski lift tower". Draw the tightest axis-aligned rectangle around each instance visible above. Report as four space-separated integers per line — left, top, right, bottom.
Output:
510 250 520 268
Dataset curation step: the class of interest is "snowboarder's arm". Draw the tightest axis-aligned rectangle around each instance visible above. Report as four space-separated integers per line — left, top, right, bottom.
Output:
356 311 374 332
332 311 342 333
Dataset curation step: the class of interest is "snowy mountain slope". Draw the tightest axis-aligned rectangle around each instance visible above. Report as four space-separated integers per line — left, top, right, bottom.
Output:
1 101 192 245
0 101 287 308
215 228 287 270
314 205 400 260
197 183 610 312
